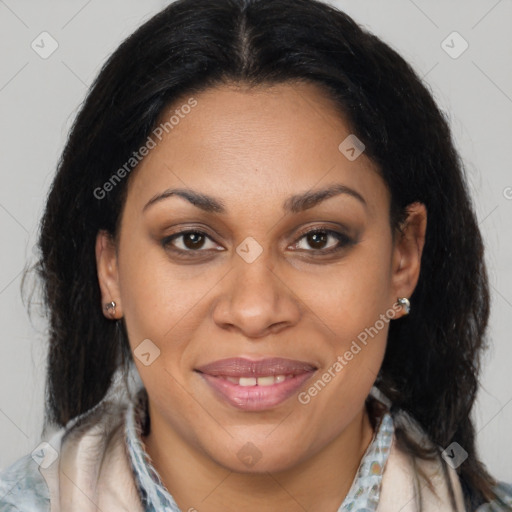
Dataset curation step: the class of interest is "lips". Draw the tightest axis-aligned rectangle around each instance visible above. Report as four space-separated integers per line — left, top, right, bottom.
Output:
195 357 317 378
195 357 317 411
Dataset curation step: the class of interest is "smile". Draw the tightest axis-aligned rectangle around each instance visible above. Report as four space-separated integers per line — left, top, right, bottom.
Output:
195 357 317 411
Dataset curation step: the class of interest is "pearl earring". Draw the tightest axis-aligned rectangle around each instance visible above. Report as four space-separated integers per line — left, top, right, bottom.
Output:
397 297 411 315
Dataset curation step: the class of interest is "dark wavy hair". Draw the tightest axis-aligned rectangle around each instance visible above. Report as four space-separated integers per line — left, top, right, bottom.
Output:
21 0 507 509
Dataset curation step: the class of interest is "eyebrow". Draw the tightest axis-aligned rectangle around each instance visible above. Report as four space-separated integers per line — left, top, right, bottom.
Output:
142 183 367 214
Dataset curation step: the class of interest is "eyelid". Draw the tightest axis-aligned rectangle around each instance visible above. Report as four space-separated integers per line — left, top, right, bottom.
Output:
287 226 354 254
293 223 352 241
161 229 223 253
161 224 355 257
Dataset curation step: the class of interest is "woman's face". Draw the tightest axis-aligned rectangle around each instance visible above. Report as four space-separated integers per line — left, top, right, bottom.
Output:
97 81 425 473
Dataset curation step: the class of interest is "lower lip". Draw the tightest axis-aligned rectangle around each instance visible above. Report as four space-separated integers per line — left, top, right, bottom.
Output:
198 372 315 411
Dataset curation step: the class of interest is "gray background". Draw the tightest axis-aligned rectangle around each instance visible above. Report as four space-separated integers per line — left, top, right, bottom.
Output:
1 0 511 482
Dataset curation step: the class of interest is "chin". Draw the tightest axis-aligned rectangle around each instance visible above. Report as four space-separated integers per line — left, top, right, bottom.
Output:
205 438 308 475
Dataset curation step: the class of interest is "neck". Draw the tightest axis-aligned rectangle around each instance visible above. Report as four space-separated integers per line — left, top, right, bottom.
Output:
142 403 375 512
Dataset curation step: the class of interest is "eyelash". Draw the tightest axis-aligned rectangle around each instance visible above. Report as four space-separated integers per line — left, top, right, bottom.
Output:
161 227 354 258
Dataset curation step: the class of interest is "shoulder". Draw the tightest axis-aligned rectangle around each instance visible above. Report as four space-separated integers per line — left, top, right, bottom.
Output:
380 432 512 511
378 431 466 511
477 481 512 511
0 396 130 512
0 450 52 511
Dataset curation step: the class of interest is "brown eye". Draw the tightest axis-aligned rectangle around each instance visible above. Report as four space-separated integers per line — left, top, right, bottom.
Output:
182 232 206 250
293 228 353 254
162 230 221 254
306 231 329 250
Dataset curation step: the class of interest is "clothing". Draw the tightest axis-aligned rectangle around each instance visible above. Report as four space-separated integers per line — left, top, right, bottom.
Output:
1 386 511 511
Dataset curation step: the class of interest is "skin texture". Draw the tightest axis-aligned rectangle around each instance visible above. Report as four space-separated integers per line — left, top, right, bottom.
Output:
96 81 427 512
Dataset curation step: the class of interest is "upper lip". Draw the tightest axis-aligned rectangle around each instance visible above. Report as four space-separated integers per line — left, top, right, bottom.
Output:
195 357 317 378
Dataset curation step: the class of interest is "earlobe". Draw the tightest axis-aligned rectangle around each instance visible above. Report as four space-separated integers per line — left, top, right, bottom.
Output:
95 229 122 319
391 202 427 312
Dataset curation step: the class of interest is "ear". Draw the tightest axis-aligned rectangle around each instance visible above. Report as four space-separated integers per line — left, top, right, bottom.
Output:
390 202 427 316
95 229 123 319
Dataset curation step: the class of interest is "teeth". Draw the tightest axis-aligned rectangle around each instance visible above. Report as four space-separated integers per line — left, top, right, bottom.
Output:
239 377 257 387
224 375 289 386
256 376 275 387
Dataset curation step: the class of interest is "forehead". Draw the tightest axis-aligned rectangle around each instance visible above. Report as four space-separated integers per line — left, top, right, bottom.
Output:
124 81 388 217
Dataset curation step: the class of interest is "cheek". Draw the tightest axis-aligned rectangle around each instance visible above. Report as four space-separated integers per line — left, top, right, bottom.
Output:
117 232 225 371
290 239 393 345
289 235 393 408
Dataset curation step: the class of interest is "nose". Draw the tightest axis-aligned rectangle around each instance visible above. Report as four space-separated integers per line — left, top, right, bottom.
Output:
211 251 302 339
